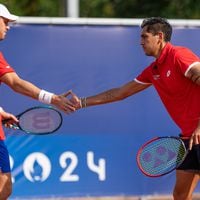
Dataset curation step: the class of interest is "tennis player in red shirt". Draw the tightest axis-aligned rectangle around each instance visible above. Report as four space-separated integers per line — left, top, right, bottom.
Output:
0 4 75 200
71 17 200 200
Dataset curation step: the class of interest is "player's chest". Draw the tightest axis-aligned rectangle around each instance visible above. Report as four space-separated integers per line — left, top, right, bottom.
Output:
151 63 185 92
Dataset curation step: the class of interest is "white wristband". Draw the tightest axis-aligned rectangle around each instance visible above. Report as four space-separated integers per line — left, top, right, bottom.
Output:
38 90 54 104
0 107 4 113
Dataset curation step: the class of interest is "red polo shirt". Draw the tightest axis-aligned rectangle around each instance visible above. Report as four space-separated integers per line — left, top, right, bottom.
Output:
135 43 200 137
0 52 15 140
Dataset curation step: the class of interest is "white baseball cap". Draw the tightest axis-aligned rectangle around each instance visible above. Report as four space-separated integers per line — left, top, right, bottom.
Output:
0 4 18 22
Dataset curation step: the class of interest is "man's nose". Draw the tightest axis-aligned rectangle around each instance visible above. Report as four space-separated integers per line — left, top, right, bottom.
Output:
6 25 10 30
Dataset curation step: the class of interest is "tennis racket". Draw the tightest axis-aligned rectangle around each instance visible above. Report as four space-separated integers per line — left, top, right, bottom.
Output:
136 136 189 177
3 106 63 135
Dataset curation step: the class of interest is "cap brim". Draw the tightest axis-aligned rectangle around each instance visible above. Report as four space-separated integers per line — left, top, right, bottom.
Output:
7 14 18 22
2 14 18 22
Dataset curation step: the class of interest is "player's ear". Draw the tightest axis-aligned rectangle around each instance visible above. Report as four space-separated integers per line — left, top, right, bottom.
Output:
158 32 164 40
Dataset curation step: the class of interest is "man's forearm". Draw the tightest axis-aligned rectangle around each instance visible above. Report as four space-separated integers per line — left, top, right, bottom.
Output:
81 88 122 108
79 80 149 108
11 79 41 99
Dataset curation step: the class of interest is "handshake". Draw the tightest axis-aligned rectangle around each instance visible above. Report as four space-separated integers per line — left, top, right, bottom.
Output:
63 90 88 114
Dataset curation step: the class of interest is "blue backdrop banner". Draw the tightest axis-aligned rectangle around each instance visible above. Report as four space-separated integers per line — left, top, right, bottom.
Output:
0 23 199 198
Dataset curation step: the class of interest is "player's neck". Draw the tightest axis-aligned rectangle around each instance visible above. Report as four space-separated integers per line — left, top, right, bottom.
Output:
154 42 167 58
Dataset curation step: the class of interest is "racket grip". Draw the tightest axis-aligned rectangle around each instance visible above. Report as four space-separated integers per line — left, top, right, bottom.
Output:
2 119 19 130
2 119 9 124
2 119 18 125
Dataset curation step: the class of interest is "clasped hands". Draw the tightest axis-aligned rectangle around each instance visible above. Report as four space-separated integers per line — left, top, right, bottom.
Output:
60 90 81 114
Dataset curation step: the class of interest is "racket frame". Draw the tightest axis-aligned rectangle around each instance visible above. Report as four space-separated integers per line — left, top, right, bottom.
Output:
136 136 188 177
3 106 63 135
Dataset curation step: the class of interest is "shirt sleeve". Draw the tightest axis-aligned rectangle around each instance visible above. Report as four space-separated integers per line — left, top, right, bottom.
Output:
175 47 200 76
134 63 154 85
0 52 15 78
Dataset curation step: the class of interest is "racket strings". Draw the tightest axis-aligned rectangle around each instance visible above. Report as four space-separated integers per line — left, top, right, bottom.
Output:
19 107 62 134
138 138 186 176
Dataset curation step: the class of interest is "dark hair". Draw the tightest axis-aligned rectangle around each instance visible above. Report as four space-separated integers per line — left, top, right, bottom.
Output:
141 17 172 42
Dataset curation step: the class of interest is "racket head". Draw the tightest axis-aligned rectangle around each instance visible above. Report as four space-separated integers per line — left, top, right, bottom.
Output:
136 136 187 177
17 106 63 135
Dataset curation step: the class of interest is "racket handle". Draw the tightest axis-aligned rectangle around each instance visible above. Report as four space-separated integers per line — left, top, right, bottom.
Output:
2 119 19 129
2 119 9 125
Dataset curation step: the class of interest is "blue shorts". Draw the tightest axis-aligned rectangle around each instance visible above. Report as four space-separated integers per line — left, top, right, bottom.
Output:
0 140 11 173
177 138 200 171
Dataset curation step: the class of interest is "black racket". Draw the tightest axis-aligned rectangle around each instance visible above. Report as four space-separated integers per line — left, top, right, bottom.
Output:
3 106 63 135
136 136 189 177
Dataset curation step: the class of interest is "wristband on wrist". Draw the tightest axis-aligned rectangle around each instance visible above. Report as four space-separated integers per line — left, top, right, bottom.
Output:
80 97 87 108
38 90 54 104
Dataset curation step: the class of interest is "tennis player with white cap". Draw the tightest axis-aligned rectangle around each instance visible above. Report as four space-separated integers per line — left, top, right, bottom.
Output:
0 4 75 200
0 4 18 21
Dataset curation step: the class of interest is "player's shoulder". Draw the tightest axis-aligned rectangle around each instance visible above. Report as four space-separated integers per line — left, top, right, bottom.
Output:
170 44 200 63
171 44 194 55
